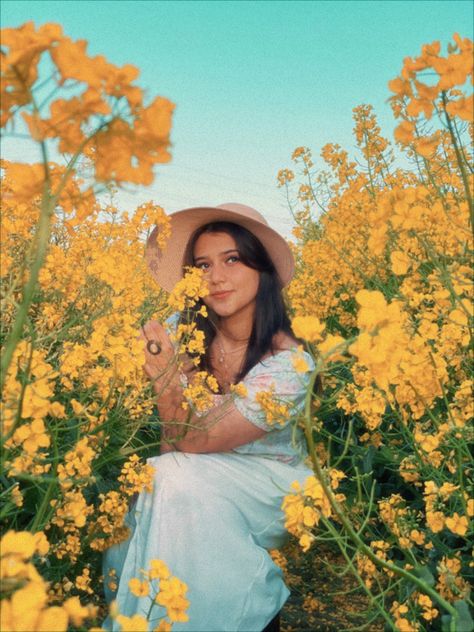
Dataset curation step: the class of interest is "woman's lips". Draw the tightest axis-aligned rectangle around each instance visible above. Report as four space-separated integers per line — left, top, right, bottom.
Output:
210 290 233 299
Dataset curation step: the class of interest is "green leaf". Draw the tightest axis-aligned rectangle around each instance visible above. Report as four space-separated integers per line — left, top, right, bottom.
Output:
441 601 474 632
362 445 375 473
411 565 435 587
454 601 473 632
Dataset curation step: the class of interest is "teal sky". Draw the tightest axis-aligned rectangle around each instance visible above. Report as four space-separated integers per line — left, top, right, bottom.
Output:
2 0 472 234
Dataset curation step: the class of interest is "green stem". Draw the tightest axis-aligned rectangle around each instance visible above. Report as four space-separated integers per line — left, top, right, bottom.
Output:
303 363 459 627
1 110 112 390
1 188 54 392
323 517 395 629
441 92 473 225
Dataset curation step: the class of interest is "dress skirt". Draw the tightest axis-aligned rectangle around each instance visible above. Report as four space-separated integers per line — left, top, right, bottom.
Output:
102 451 312 632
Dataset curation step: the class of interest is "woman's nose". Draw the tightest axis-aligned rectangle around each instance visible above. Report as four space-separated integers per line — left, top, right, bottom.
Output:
209 263 226 284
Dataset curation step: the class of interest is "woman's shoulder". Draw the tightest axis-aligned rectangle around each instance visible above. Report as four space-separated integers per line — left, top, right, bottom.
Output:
271 330 298 352
248 331 314 377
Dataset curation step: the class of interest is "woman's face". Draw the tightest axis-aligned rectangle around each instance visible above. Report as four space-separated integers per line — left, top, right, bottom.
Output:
193 231 260 322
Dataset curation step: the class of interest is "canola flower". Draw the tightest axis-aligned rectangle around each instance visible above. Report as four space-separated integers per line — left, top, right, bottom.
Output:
278 33 473 632
1 23 472 632
0 530 96 631
0 21 179 628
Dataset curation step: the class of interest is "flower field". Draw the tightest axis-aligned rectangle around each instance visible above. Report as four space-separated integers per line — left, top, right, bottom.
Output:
1 23 473 632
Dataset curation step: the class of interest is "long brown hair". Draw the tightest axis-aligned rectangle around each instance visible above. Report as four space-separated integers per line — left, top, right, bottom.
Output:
181 221 294 382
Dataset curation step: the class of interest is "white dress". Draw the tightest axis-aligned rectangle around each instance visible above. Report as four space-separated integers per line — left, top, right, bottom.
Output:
103 349 314 632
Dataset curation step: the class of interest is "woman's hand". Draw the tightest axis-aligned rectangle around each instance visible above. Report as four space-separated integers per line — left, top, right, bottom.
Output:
140 320 177 386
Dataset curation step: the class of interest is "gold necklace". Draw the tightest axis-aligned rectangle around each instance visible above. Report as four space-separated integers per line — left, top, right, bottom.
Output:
215 338 248 364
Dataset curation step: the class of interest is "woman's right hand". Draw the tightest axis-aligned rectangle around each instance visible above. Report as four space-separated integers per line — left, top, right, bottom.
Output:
140 320 177 385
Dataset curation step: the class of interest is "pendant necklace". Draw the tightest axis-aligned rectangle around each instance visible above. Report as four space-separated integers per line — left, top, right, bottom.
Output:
216 338 248 365
213 335 248 390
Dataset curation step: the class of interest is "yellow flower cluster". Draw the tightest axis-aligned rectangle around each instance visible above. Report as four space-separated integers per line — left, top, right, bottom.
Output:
436 555 470 602
112 559 189 631
389 34 472 149
88 491 130 553
279 34 473 630
73 567 93 595
390 591 440 630
172 321 207 361
390 600 420 632
57 437 97 489
2 21 174 188
0 530 95 631
0 20 180 627
50 490 94 533
229 382 248 398
291 315 346 363
281 475 333 551
2 341 65 476
182 370 219 413
88 453 154 552
168 266 209 311
118 453 155 496
423 481 470 537
255 384 291 426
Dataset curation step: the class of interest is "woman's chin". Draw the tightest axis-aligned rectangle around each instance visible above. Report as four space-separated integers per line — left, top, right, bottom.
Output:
211 306 234 318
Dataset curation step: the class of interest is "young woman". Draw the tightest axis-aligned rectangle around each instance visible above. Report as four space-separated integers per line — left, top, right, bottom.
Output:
104 203 314 632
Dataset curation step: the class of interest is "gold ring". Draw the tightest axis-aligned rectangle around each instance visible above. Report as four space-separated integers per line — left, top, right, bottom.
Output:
146 340 162 355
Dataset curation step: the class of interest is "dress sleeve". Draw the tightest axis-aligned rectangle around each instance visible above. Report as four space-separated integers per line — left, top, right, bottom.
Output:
164 312 180 337
233 350 314 432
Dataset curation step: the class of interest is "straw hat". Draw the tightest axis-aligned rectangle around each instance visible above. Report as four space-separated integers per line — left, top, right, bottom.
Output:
145 203 294 292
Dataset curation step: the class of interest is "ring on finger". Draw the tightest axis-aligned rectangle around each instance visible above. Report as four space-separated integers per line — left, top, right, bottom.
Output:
146 340 162 355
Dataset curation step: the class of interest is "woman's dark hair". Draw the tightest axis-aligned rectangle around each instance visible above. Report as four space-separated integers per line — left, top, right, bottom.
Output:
180 221 294 383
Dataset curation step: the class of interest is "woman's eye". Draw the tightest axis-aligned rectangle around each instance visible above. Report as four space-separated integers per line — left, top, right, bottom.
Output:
227 256 240 264
195 262 209 270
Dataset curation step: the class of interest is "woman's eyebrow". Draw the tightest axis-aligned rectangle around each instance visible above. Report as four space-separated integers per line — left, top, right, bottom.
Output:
194 249 239 262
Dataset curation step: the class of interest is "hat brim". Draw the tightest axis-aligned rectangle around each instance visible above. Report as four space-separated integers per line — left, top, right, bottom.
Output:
145 206 294 292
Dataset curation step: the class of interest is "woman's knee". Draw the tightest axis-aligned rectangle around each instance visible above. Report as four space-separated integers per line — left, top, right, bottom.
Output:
148 452 202 496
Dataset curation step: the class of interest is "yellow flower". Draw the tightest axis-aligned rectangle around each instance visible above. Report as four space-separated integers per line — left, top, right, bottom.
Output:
75 567 93 594
329 469 346 490
62 596 94 626
292 347 310 373
118 454 154 496
33 531 50 557
1 580 49 631
155 576 190 623
467 499 474 517
1 530 37 559
148 559 170 581
426 510 445 533
182 371 219 413
445 512 468 536
128 577 150 597
255 385 290 426
317 334 346 362
291 315 325 343
390 250 411 275
298 532 315 552
168 266 209 311
230 382 248 398
35 606 69 631
10 483 24 507
414 431 440 454
410 529 425 545
115 614 149 632
302 505 319 528
12 419 51 455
